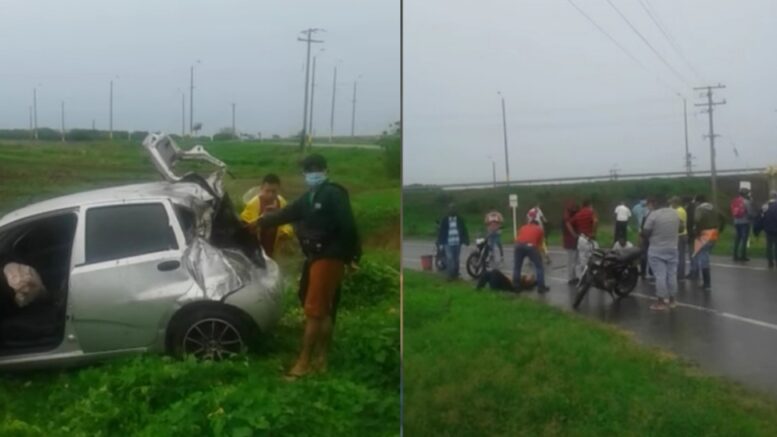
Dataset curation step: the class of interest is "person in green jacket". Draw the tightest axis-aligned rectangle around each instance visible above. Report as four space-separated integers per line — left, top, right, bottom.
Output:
258 154 361 378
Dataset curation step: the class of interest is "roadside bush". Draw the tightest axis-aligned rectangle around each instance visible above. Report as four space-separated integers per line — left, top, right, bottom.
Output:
340 259 399 310
333 305 400 390
0 355 397 436
381 137 400 180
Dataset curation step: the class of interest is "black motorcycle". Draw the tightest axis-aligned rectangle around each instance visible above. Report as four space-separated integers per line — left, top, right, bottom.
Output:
466 237 493 279
573 246 642 309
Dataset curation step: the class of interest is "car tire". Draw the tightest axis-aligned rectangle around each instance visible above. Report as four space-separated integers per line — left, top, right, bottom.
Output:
167 305 255 360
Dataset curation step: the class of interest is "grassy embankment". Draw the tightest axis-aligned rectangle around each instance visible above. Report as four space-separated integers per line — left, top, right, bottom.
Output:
0 139 399 436
404 270 777 436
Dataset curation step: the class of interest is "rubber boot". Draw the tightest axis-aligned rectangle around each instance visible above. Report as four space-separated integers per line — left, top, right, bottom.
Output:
702 268 711 291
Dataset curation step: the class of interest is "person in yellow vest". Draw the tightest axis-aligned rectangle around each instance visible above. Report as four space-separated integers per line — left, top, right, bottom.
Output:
239 174 294 257
670 196 688 280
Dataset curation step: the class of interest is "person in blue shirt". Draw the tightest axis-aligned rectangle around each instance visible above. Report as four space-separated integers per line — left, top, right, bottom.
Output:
437 203 469 280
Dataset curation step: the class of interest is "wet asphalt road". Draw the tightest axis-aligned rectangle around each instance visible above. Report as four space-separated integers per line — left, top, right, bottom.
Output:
403 239 777 399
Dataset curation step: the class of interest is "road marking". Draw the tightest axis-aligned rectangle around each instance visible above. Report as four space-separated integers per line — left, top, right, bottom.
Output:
402 255 777 333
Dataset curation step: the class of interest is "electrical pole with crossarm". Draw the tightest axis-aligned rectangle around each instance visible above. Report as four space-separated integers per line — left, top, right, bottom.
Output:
298 28 324 150
694 84 726 207
683 97 692 177
498 91 510 187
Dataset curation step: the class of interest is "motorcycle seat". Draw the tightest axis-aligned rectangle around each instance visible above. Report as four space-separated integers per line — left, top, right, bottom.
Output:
615 247 643 263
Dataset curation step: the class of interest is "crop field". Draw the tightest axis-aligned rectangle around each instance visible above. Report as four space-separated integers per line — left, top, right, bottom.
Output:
0 138 400 436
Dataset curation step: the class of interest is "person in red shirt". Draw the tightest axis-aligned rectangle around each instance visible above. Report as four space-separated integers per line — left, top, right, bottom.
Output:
567 199 599 279
562 200 580 285
512 220 549 292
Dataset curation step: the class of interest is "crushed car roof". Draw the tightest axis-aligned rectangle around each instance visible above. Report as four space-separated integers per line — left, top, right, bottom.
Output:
0 181 208 228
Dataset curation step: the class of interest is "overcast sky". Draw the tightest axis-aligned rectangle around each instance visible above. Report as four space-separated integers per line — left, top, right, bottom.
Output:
0 0 398 137
404 0 777 185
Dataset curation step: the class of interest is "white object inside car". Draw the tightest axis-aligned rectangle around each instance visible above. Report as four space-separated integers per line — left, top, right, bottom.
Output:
3 262 47 308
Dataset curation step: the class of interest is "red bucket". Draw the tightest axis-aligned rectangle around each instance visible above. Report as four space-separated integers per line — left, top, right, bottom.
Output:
420 255 433 271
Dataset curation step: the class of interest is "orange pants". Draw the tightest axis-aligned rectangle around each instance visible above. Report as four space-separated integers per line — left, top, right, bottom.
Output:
304 259 345 318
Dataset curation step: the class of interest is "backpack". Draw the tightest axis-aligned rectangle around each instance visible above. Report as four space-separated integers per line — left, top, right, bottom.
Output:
730 196 746 219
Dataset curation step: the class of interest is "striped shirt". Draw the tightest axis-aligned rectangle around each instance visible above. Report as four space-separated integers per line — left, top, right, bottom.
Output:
448 216 460 246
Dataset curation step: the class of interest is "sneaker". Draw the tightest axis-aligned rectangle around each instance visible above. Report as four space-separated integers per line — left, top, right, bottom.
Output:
537 285 550 293
650 300 670 311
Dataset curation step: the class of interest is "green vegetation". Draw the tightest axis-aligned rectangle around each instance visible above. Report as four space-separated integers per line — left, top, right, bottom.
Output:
403 176 772 257
0 139 400 436
377 121 401 180
404 270 777 436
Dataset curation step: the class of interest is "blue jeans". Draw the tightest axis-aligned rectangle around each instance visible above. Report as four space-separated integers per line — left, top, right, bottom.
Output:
513 244 545 288
445 244 461 279
692 240 715 271
487 230 503 257
734 223 751 259
648 246 678 300
767 232 777 265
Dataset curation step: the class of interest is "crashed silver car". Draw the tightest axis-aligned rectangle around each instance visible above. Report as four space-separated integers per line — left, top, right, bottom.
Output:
0 133 282 369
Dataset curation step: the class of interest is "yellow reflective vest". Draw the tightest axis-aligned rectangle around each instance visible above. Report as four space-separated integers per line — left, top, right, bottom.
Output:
239 194 295 248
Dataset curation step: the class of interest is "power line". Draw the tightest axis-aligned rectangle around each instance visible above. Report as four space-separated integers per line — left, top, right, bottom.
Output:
603 0 692 88
635 0 704 83
564 0 683 96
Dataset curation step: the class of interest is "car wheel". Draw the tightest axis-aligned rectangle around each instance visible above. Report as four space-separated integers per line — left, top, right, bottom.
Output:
168 306 253 360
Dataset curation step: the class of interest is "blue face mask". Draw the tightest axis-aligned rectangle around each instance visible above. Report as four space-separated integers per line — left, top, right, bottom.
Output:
304 172 327 187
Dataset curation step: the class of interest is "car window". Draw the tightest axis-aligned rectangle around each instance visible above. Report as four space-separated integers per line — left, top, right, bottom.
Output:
85 203 178 264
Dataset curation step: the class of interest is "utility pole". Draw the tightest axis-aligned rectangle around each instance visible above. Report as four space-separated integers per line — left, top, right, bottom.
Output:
350 79 358 137
231 102 236 139
298 28 324 150
329 63 338 143
499 92 510 186
694 84 726 208
60 101 65 142
180 93 185 137
32 88 38 140
683 97 692 176
309 51 323 143
28 106 33 139
189 61 200 136
109 79 114 140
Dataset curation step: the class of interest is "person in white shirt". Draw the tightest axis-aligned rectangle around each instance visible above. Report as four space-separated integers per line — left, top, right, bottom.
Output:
613 201 631 244
612 237 634 255
484 207 504 262
527 204 548 229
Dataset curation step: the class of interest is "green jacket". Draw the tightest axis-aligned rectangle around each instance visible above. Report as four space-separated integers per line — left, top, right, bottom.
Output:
258 181 361 263
694 202 724 232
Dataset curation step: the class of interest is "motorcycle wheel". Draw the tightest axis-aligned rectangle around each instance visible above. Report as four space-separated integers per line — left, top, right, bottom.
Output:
466 251 484 279
613 266 639 297
573 269 592 309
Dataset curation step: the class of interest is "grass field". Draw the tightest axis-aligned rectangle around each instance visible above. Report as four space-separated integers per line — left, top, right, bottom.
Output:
403 176 773 259
0 139 400 436
403 270 777 436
